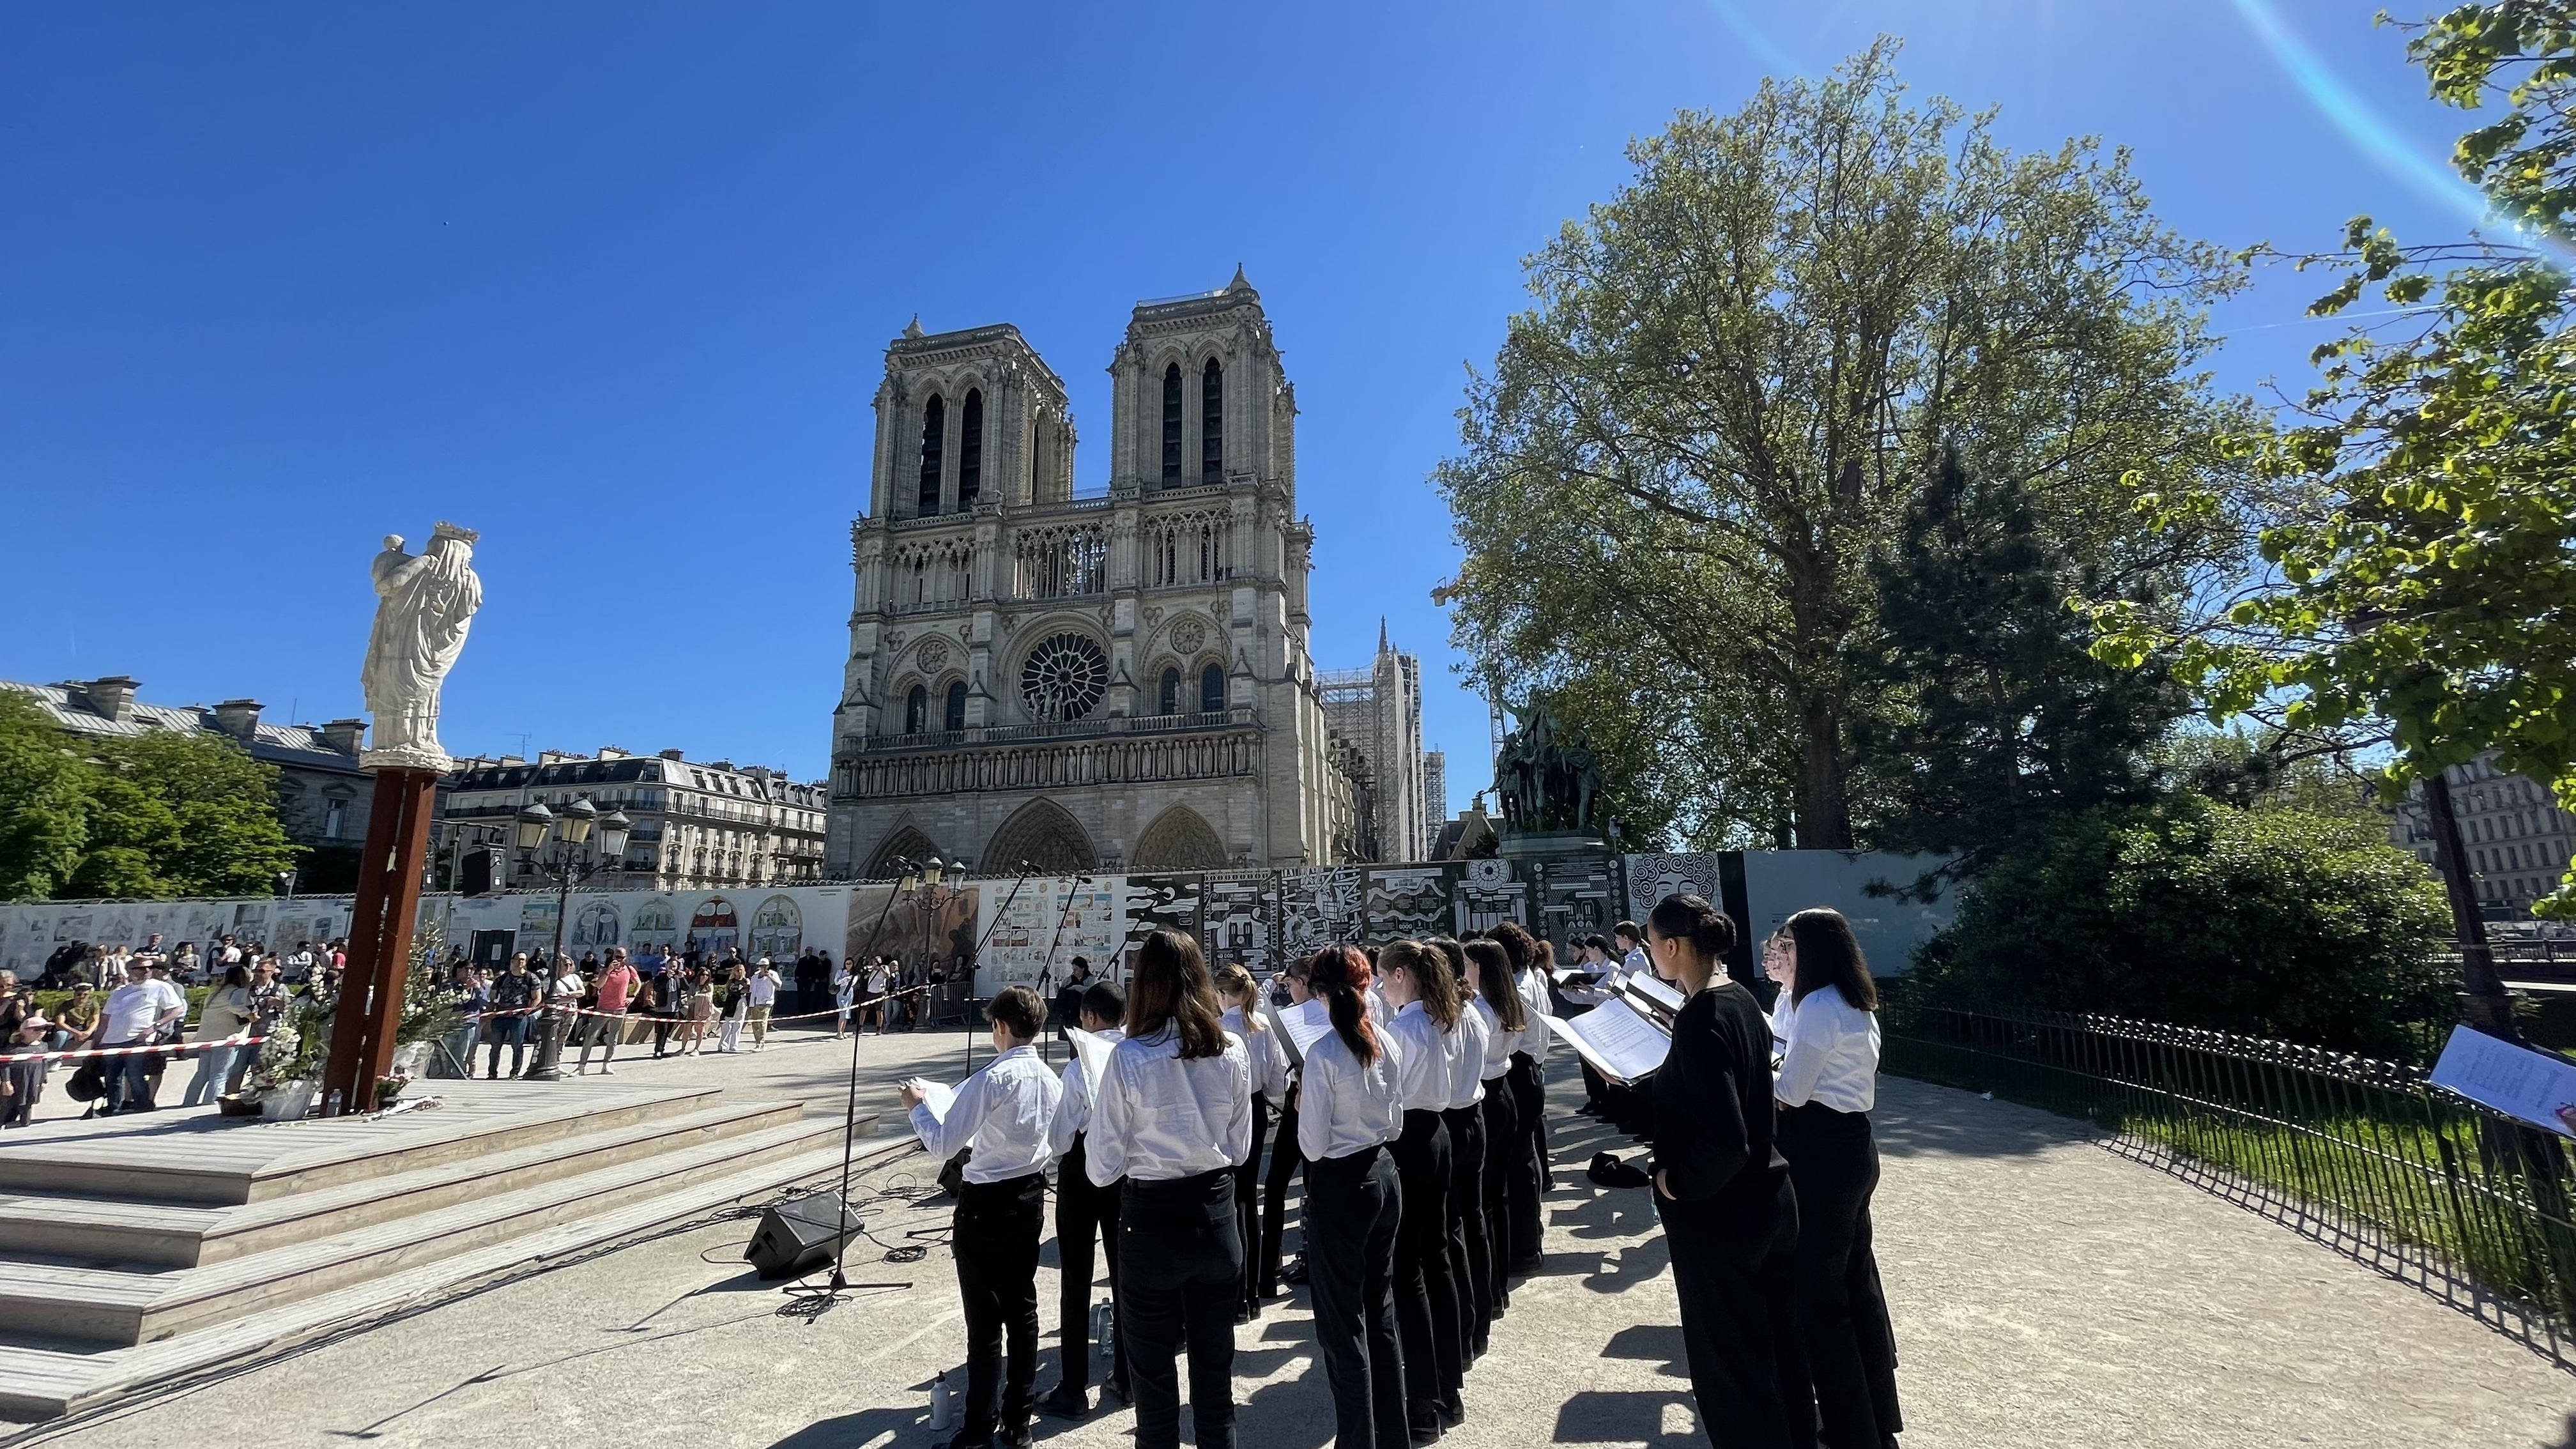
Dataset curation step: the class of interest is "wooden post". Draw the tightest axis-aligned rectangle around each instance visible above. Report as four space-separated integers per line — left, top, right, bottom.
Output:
320 767 440 1114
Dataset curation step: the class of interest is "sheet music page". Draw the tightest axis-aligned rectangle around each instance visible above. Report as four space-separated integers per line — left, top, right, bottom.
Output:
1547 999 1671 1082
1266 997 1333 1067
904 1077 956 1130
2430 1025 2576 1137
1625 972 1684 1016
1068 1027 1115 1093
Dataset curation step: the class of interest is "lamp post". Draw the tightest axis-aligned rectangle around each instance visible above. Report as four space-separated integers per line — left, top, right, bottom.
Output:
514 796 632 1082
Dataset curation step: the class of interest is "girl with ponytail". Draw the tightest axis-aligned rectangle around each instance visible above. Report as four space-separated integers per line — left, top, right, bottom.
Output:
1213 963 1286 1323
1296 944 1408 1449
1377 940 1469 1434
1460 937 1524 1320
1428 937 1496 1356
1641 894 1809 1444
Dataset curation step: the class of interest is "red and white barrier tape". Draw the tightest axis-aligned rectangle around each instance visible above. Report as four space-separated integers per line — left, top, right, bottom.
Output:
0 1032 266 1066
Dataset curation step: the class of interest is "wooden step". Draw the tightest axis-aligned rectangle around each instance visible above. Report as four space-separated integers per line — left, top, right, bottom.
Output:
0 1098 809 1268
0 1110 848 1346
0 1138 873 1420
0 1083 727 1205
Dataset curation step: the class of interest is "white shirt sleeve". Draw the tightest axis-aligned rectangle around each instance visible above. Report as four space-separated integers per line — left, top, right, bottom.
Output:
1222 1042 1255 1167
910 1064 990 1162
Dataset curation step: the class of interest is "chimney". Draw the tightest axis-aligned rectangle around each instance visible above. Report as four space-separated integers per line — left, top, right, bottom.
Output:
500 754 526 766
80 677 140 723
211 699 263 740
710 760 735 772
599 746 629 760
659 748 686 761
319 718 365 755
537 750 571 765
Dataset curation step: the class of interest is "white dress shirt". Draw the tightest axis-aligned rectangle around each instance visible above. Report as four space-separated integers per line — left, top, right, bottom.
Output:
908 1044 1062 1185
1087 1023 1254 1185
1297 1024 1404 1160
1473 997 1519 1082
1773 983 1882 1113
1443 999 1492 1109
1049 1025 1124 1155
1515 968 1554 1064
1387 1001 1451 1112
1221 1007 1290 1101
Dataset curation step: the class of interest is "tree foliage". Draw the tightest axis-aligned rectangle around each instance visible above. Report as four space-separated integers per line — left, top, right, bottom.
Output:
1909 794 2456 1059
1851 448 2189 868
2089 3 2576 916
1437 38 2250 849
0 690 302 901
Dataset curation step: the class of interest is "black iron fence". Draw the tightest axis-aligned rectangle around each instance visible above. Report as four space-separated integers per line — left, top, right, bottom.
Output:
1881 1002 2576 1369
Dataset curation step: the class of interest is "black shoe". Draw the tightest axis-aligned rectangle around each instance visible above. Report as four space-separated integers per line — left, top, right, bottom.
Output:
1409 1422 1443 1446
1470 1333 1489 1360
999 1425 1032 1449
1103 1379 1130 1407
1234 1305 1256 1325
1439 1399 1466 1430
1283 1257 1309 1285
929 1434 993 1449
1037 1386 1089 1420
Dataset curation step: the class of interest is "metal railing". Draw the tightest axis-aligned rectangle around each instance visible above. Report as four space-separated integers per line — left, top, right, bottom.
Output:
1882 1002 2576 1369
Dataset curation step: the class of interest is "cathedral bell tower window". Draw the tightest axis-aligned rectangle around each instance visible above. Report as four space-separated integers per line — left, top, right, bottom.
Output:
1202 358 1223 484
918 395 945 516
1201 663 1225 714
959 389 983 507
1160 667 1181 716
1162 363 1183 483
903 684 928 735
945 680 968 732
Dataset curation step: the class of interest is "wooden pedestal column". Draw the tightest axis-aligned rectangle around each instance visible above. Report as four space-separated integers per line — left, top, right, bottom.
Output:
319 766 440 1116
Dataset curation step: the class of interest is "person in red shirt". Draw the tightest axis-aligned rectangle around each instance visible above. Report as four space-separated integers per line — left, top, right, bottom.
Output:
576 947 639 1076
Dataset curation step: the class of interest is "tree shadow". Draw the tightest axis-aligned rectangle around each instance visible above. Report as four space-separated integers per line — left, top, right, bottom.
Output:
1873 1075 2098 1161
1552 1388 1701 1448
1600 1322 1688 1378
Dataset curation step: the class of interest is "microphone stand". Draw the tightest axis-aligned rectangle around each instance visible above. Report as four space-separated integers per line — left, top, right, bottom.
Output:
1036 873 1091 1064
959 862 1038 1074
825 859 920 1295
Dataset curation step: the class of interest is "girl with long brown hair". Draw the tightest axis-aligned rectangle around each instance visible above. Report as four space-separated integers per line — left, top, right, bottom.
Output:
1378 939 1468 1434
1297 944 1407 1449
1213 963 1287 1323
1461 937 1524 1321
1427 937 1495 1356
1086 929 1254 1449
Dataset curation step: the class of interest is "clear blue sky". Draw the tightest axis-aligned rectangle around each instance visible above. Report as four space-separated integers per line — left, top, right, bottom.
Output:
0 1 2475 811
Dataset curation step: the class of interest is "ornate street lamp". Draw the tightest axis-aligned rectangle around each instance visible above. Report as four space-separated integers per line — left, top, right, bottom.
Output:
514 795 629 1082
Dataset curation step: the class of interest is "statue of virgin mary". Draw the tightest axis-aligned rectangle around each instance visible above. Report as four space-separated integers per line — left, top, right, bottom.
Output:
360 522 484 770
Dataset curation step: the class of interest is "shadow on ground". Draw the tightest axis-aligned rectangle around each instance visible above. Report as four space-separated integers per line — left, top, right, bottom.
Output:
1554 1388 1701 1448
1872 1075 2097 1161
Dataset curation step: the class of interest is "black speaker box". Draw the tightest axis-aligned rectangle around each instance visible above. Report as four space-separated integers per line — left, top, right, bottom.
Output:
743 1191 859 1280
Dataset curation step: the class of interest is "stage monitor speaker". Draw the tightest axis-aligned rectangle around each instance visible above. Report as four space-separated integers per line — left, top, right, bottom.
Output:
744 1191 859 1281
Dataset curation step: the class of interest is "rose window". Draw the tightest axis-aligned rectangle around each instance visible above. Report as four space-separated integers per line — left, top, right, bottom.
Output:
1018 633 1108 722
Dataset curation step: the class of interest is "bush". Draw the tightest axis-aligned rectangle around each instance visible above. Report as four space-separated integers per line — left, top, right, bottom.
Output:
1908 794 2455 1059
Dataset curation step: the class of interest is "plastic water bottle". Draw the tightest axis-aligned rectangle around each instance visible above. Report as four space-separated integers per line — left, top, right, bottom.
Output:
1093 1300 1116 1376
929 1370 953 1430
323 1088 342 1118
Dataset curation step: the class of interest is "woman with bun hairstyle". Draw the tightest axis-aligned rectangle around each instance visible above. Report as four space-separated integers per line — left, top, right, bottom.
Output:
1215 963 1287 1323
1773 908 1902 1448
1427 938 1495 1356
1460 937 1524 1320
1297 944 1409 1449
1378 939 1468 1435
1643 894 1809 1448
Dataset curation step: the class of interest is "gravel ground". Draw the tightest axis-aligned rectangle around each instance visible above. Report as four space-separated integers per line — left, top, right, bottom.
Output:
10 1023 2571 1449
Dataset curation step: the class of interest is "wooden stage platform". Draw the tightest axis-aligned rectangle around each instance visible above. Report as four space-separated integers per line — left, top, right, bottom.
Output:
0 1080 862 1420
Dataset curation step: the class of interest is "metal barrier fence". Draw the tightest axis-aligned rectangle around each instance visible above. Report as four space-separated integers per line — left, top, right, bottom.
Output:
1880 1002 2576 1369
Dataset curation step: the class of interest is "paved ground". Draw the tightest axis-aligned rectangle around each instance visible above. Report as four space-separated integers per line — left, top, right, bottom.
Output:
6 1019 2571 1448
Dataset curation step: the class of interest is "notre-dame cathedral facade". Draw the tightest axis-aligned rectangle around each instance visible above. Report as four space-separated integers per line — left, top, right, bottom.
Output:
825 273 1420 878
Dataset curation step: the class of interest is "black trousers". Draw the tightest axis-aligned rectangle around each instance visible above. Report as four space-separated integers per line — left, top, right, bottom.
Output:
1392 1108 1463 1417
1778 1103 1902 1448
1307 1144 1409 1449
1055 1135 1128 1394
1505 1052 1546 1259
952 1171 1048 1439
1475 1082 1520 1312
1658 1175 1813 1449
1439 1103 1491 1345
1260 1097 1303 1294
1232 1093 1271 1312
1121 1169 1241 1449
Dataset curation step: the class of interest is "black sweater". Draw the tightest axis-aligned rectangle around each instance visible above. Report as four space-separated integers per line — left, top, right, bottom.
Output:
1650 981 1789 1214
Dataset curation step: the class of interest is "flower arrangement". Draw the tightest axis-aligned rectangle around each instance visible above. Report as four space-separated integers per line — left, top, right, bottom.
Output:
243 924 459 1106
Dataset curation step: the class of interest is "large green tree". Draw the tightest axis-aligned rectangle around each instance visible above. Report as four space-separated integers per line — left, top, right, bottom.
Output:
0 689 302 901
2089 3 2576 1032
1437 39 2250 848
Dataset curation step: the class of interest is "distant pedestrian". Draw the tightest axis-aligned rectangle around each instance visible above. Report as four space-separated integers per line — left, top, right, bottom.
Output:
864 957 889 1034
97 959 183 1115
681 967 716 1055
747 958 779 1049
182 964 255 1107
578 948 636 1076
486 954 536 1078
716 965 749 1053
833 958 858 1039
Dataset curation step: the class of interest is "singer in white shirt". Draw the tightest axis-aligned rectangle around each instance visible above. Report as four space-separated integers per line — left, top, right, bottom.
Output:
1216 965 1287 1324
901 986 1061 1449
1431 937 1498 1358
1376 940 1470 1432
1295 945 1407 1449
1768 908 1904 1448
1041 981 1130 1417
1084 930 1253 1449
1462 937 1530 1328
